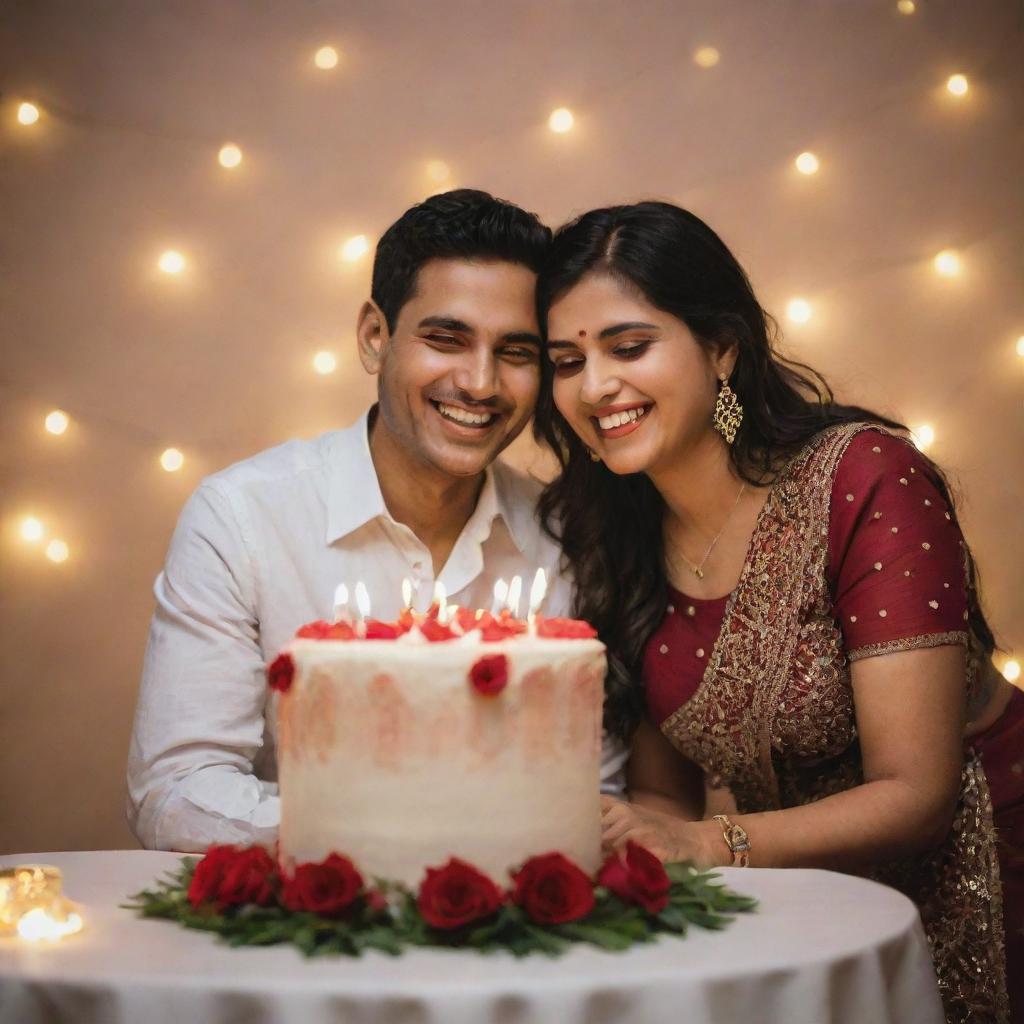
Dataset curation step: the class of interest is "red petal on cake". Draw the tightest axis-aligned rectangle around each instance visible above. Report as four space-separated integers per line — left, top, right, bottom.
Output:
455 606 484 633
419 618 457 642
469 653 509 696
326 621 356 640
535 617 598 639
267 653 295 693
364 619 402 640
295 619 332 639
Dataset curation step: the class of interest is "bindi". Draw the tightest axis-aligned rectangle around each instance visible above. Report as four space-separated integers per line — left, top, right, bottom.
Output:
578 330 587 337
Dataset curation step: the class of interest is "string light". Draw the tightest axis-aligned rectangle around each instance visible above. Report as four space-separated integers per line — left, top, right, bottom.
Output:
786 298 812 324
933 250 961 277
160 448 184 472
17 102 40 125
20 517 44 543
425 160 452 185
795 152 820 175
694 47 720 69
897 0 916 13
44 410 69 435
912 424 935 451
1015 336 1024 358
157 250 186 275
339 235 370 263
314 46 339 70
946 74 969 97
312 351 337 375
1003 659 1021 683
217 143 243 169
548 108 574 134
45 540 69 564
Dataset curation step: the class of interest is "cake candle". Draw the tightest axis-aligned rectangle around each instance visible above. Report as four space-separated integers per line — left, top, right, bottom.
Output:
332 583 350 622
401 578 413 612
354 581 371 626
507 575 523 618
491 578 508 615
527 568 548 629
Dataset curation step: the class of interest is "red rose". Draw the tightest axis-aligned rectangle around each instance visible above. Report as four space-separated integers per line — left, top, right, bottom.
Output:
536 617 598 639
417 858 503 929
511 852 595 924
419 618 456 642
364 619 402 640
295 620 332 639
188 845 277 911
326 620 356 640
267 652 295 693
597 840 671 913
281 853 365 917
469 654 509 696
455 607 484 633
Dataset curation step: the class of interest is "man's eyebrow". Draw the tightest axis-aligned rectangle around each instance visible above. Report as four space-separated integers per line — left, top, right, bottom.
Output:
598 321 659 339
546 340 578 350
417 316 475 333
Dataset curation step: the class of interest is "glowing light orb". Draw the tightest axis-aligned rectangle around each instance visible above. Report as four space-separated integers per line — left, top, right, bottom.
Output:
897 0 916 14
17 102 40 125
548 108 575 134
158 250 186 274
946 74 968 97
1003 659 1021 683
786 298 812 324
694 47 720 69
218 143 243 168
426 160 452 184
45 539 69 563
314 46 339 70
795 152 820 175
912 424 935 451
933 250 961 277
339 235 370 262
20 517 44 542
160 448 184 472
312 351 337 375
45 410 69 435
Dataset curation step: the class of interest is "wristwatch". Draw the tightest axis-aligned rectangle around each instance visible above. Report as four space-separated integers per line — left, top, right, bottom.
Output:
713 814 751 867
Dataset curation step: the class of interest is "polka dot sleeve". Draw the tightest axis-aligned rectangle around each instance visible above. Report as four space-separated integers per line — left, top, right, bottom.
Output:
828 429 969 661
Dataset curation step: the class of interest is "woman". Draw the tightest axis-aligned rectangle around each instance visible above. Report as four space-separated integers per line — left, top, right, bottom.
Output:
534 201 1022 1024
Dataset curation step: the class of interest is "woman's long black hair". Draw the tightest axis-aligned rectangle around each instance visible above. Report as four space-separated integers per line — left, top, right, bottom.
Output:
533 201 995 741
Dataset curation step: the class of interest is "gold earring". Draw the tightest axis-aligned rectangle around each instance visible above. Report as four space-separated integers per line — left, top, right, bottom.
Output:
713 374 743 444
588 447 601 462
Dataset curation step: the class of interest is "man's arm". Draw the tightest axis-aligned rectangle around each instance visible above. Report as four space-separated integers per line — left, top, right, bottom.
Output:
126 482 279 851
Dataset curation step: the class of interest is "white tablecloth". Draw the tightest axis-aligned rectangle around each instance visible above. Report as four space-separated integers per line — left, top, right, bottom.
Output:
0 850 944 1024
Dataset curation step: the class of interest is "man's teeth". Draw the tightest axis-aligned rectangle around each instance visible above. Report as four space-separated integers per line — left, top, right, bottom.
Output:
597 406 649 430
437 403 495 426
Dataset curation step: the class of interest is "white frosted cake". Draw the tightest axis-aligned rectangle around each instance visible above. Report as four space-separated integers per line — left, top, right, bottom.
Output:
273 610 606 887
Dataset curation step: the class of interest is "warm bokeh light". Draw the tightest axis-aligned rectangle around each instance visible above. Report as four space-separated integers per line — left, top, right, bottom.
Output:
314 46 339 70
548 107 575 133
157 250 186 274
218 143 243 168
44 410 69 435
1015 335 1024 358
20 517 45 542
694 46 720 68
16 906 83 942
312 351 338 375
425 159 452 184
17 102 40 125
795 151 820 175
160 448 184 472
946 73 969 97
45 539 69 563
786 298 813 324
912 424 935 451
933 249 961 277
339 234 370 262
897 0 916 13
1003 659 1021 683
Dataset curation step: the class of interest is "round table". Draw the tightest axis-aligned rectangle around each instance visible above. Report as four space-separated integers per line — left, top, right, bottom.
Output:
0 850 944 1024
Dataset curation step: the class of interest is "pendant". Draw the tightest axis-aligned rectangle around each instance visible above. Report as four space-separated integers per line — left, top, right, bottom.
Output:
693 567 704 580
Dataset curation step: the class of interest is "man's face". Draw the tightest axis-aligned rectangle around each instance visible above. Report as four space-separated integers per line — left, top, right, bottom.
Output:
373 258 542 478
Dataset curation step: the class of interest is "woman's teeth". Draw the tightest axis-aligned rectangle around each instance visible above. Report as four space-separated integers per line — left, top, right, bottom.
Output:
437 402 495 426
597 406 649 430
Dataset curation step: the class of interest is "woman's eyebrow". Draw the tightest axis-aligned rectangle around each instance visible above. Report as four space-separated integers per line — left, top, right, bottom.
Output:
597 321 659 339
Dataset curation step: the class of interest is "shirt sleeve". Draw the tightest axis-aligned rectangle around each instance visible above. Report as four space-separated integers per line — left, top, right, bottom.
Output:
827 429 969 662
126 482 280 851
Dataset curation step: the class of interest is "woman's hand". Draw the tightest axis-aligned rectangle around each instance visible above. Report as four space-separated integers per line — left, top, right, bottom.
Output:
601 796 722 866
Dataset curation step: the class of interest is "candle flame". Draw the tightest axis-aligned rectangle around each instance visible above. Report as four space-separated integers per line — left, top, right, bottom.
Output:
354 581 371 620
507 575 523 617
433 581 448 621
491 577 508 614
401 578 413 609
528 568 548 615
17 905 83 942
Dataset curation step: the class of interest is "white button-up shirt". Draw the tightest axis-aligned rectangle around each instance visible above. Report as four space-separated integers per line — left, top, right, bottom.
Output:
127 409 627 851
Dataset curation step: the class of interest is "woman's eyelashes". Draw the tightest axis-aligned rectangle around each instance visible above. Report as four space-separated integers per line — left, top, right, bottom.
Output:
551 339 652 375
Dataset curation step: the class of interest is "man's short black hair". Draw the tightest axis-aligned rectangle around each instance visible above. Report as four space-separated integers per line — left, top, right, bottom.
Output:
371 189 552 330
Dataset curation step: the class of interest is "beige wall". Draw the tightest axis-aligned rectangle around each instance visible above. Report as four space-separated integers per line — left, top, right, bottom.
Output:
2 1 1022 854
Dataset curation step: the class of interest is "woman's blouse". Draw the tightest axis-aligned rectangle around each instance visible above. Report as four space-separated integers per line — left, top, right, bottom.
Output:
644 429 969 725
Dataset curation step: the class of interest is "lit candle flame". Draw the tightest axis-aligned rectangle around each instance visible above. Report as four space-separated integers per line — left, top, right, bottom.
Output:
528 568 548 619
354 581 371 621
491 578 508 615
507 575 523 617
401 578 413 611
16 904 83 942
332 583 349 620
433 581 448 621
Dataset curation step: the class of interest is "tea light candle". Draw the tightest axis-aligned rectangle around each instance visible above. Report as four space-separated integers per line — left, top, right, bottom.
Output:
0 865 82 941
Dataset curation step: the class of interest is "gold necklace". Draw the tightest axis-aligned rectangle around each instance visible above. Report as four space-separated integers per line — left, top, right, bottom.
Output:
673 483 747 580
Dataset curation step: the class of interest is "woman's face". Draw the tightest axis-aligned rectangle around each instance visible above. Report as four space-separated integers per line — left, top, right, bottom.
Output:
546 272 729 477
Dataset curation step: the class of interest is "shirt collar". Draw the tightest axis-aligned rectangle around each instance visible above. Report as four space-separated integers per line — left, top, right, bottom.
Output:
325 406 531 555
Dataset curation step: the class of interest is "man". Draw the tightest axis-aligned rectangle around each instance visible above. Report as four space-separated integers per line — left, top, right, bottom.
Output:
127 189 627 851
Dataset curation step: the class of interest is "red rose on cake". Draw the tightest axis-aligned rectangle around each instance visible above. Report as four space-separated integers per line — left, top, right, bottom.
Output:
188 844 277 911
469 653 509 696
418 858 503 929
281 853 365 917
511 852 595 924
598 840 671 913
267 653 295 693
535 617 598 640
